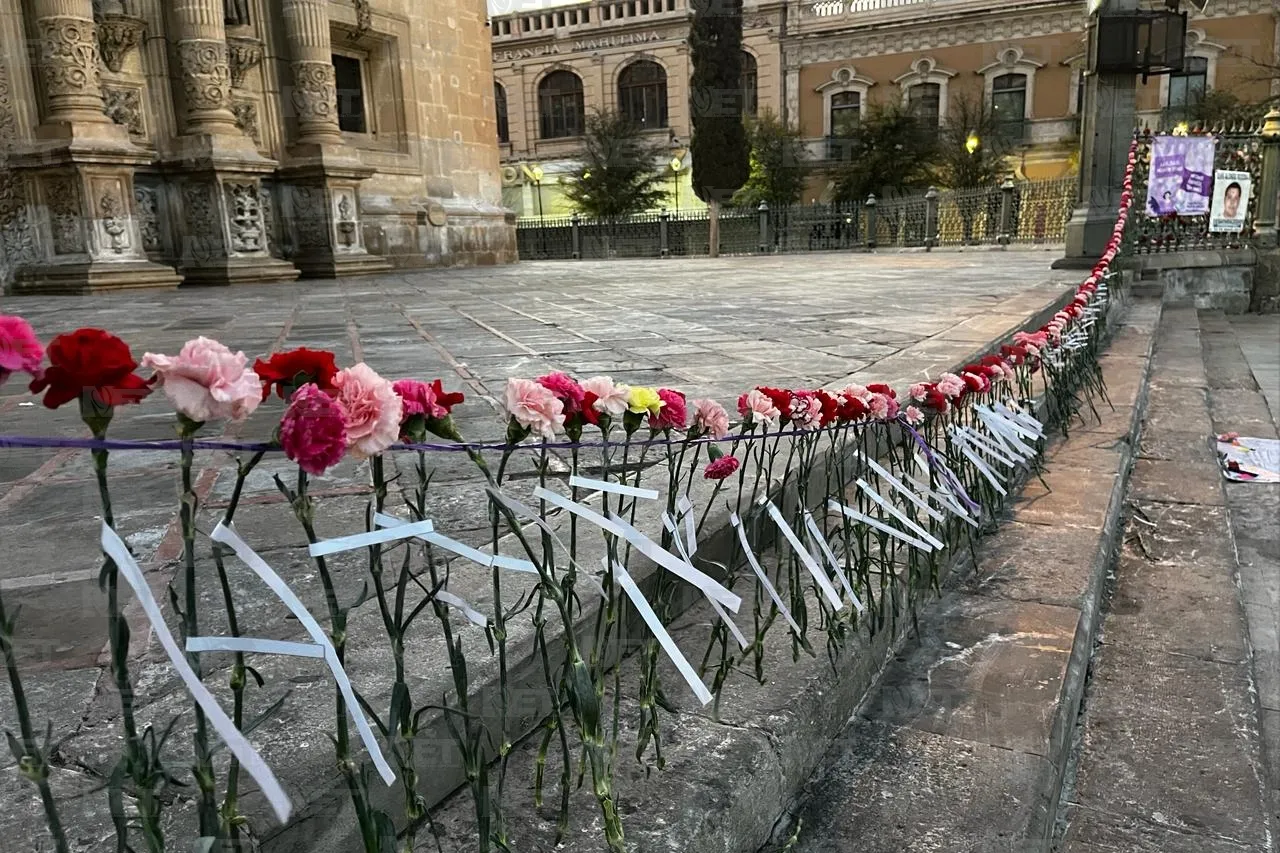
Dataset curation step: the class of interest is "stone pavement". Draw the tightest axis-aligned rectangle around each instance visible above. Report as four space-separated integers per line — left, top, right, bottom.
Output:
0 253 1077 850
1058 308 1279 853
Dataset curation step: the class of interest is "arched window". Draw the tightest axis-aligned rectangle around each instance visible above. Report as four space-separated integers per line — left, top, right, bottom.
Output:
829 91 860 137
618 60 667 129
991 73 1028 143
539 70 585 139
495 83 509 144
740 52 758 116
908 82 941 129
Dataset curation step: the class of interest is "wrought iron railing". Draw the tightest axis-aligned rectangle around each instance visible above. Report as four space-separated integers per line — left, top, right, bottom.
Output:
1125 122 1266 254
514 176 1078 259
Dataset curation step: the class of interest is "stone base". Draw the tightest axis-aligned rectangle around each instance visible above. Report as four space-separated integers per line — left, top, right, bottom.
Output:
180 256 301 287
1253 247 1280 313
10 259 182 295
291 251 392 279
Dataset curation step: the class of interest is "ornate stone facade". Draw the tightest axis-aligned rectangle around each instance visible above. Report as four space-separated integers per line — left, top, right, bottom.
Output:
0 0 514 293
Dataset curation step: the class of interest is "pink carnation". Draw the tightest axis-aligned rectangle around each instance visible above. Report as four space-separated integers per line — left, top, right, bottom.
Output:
936 373 967 399
867 393 890 420
651 388 687 430
334 363 403 459
506 377 565 439
738 388 780 427
704 456 741 481
280 383 349 475
790 391 823 429
393 379 448 420
908 383 929 402
537 372 586 414
141 336 262 423
582 375 629 417
905 405 925 426
692 398 731 440
842 384 872 402
0 315 44 386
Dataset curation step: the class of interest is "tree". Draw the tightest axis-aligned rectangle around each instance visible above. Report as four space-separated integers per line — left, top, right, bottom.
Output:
1189 90 1272 128
563 110 668 220
689 0 750 257
933 95 1012 243
732 110 809 209
830 103 936 203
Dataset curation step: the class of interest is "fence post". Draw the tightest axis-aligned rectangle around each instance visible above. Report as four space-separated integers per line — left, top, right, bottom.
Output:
571 212 581 260
659 208 670 258
924 186 939 250
1255 108 1280 251
758 201 770 253
998 177 1015 247
865 194 877 250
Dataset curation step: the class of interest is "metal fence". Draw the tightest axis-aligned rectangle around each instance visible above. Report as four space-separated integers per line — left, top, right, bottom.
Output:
1125 122 1266 254
515 177 1077 260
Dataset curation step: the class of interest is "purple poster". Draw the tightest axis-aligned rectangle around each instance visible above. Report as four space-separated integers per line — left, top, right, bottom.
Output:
1146 135 1216 216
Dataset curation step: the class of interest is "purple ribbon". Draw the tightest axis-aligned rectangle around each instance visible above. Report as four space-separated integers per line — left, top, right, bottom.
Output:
897 417 981 515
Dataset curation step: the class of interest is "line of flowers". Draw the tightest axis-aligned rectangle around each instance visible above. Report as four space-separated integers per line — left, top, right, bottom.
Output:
0 139 1136 853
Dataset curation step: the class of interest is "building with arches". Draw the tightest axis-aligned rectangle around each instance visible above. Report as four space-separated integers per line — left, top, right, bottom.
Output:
0 0 515 293
490 0 1277 211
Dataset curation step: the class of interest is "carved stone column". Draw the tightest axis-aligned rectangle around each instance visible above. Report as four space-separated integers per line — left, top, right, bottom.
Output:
281 0 344 147
28 0 111 127
169 0 239 136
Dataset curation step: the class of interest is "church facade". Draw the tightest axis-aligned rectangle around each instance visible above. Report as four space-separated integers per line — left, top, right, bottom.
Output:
0 0 515 293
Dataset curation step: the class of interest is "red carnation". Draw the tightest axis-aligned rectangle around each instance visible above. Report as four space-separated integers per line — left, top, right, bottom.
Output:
924 390 949 413
29 328 151 415
867 383 896 399
254 347 338 400
758 387 793 423
431 379 465 413
580 391 602 427
815 390 840 426
838 393 868 421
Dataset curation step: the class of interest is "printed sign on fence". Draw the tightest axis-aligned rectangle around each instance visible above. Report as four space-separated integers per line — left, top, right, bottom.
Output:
1146 135 1216 216
1209 170 1251 233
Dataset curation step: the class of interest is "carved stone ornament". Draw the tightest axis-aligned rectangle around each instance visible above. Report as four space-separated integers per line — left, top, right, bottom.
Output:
232 101 260 143
0 172 37 270
182 181 226 254
225 181 265 254
290 61 338 123
97 13 146 73
178 39 232 113
104 86 144 137
0 64 17 151
98 191 130 254
37 17 103 99
46 176 85 255
291 185 329 249
334 190 358 249
134 185 161 253
227 36 264 89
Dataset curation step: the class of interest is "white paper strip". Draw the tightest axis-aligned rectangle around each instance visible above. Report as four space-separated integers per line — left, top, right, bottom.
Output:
975 407 1037 458
678 495 697 556
855 479 945 550
100 525 294 823
484 487 609 599
905 473 980 528
764 502 843 610
610 560 712 705
373 512 538 575
666 511 747 649
994 402 1044 438
959 426 1020 468
731 513 802 636
308 520 435 558
435 590 489 627
568 474 660 501
827 500 934 551
952 436 1008 495
802 511 865 614
211 523 395 785
187 637 325 659
853 450 945 523
532 486 741 612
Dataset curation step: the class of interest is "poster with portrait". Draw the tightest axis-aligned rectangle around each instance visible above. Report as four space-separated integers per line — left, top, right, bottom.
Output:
1145 135 1216 217
1209 170 1251 233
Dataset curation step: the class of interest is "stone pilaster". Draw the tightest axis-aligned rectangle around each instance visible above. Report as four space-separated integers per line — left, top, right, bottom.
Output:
282 0 343 147
169 0 239 136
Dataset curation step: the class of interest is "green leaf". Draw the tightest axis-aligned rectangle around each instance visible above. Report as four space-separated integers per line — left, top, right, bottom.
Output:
4 730 25 763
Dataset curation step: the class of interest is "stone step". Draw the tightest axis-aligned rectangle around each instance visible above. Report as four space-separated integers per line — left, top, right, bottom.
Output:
1056 307 1274 852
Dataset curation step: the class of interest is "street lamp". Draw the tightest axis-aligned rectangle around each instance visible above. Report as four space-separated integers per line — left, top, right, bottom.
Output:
527 164 546 257
965 132 980 155
669 155 683 213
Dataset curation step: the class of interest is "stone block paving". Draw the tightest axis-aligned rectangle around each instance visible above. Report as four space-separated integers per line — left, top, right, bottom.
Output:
0 253 1075 849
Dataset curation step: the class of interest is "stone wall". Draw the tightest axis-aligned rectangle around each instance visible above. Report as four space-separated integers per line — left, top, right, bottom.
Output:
1127 250 1258 314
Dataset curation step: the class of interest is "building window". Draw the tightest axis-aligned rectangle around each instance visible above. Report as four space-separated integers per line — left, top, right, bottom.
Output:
618 60 667 129
908 82 941 128
538 69 585 138
991 72 1027 143
1167 56 1208 110
495 82 509 144
741 52 758 116
332 53 368 134
1073 69 1085 114
829 91 860 137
